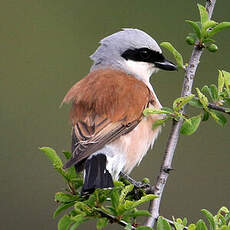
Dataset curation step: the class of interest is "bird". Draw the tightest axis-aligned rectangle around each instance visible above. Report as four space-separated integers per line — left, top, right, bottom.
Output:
62 28 177 194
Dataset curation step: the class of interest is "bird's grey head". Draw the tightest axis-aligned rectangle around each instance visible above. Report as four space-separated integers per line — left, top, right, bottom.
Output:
90 28 176 83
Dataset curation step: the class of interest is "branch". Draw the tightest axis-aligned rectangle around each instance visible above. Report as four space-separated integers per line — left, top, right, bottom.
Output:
208 103 230 115
97 209 136 229
193 97 230 115
145 0 217 227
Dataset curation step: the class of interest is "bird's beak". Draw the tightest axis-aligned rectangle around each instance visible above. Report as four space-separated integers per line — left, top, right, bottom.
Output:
154 59 177 71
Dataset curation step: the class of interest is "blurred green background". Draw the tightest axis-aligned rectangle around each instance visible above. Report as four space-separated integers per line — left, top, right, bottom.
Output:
1 0 229 229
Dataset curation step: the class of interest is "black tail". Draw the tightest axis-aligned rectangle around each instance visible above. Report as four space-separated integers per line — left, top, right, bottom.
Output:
81 154 114 194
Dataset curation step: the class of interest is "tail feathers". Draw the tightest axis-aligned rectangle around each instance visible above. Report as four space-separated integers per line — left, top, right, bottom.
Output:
82 154 114 194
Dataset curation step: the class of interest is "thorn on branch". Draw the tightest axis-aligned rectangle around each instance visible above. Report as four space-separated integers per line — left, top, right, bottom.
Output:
162 167 174 174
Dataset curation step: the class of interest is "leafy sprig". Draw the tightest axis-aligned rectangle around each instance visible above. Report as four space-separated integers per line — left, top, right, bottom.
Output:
40 147 157 230
145 39 230 135
185 4 230 51
156 207 230 230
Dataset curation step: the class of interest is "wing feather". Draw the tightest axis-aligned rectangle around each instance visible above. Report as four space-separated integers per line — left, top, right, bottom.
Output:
62 68 153 169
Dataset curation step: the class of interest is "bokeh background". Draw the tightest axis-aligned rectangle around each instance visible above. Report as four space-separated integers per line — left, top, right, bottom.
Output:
1 0 229 229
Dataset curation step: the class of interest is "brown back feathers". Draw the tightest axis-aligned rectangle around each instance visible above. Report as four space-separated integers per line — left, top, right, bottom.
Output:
62 68 154 168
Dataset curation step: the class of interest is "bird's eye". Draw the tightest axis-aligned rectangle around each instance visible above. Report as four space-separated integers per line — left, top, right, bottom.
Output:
139 49 151 60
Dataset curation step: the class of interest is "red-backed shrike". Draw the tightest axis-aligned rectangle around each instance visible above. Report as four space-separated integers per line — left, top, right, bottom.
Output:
62 29 176 193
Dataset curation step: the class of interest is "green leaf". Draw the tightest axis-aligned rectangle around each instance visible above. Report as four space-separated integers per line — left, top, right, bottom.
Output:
209 84 218 101
224 99 230 106
161 107 174 113
189 98 203 108
111 189 120 211
203 38 215 43
62 152 78 182
202 20 218 39
69 221 83 230
174 217 189 230
123 200 135 211
132 194 157 208
160 42 184 69
218 206 229 215
157 216 172 230
201 85 212 100
63 151 72 160
201 209 216 230
183 218 188 226
217 214 227 226
58 215 73 230
196 219 208 230
180 115 202 135
85 193 97 207
202 111 210 121
196 88 209 110
152 118 170 129
40 147 67 179
66 167 77 182
136 226 153 230
186 20 201 39
174 221 184 230
210 111 227 127
74 202 92 215
222 70 230 85
96 218 109 230
208 22 230 37
223 70 230 96
55 192 78 203
143 108 172 116
188 224 196 230
119 185 134 205
40 147 63 168
197 4 209 25
173 94 195 111
70 214 88 230
114 180 125 187
203 20 218 32
53 202 75 219
69 222 80 230
218 70 225 94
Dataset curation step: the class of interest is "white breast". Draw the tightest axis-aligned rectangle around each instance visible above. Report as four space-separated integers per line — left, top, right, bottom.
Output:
97 103 163 180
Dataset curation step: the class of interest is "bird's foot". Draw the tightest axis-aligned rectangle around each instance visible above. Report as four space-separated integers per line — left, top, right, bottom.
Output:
119 172 152 191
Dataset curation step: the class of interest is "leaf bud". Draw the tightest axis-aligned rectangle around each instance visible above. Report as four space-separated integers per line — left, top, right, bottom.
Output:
142 177 150 184
186 36 195 45
207 43 218 52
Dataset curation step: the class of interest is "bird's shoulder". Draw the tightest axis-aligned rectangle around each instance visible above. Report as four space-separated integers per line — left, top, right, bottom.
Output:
62 68 159 169
63 68 153 124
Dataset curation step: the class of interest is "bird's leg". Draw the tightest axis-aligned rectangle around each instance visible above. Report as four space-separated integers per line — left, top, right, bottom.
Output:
119 171 151 190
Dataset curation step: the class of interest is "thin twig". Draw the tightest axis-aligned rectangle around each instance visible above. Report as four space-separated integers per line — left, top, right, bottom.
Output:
208 103 230 115
194 97 230 115
163 217 188 230
145 0 217 227
97 209 136 229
